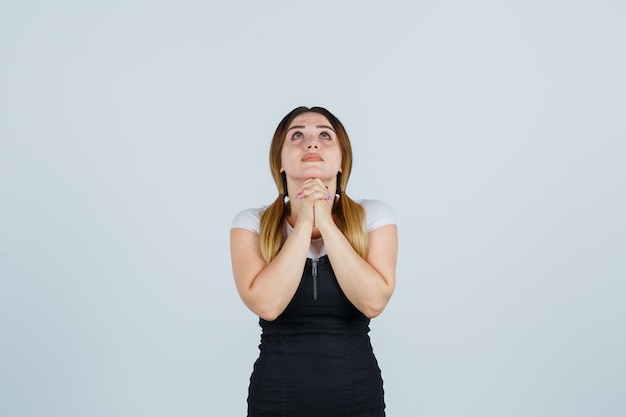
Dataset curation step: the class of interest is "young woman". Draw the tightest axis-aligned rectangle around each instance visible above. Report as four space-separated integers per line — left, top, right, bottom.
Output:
230 106 398 416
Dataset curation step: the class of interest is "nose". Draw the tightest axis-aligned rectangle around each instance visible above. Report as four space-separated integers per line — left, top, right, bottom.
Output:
305 137 319 149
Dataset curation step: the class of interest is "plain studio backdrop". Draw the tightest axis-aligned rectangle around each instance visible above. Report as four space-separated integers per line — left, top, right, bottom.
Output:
1 1 624 416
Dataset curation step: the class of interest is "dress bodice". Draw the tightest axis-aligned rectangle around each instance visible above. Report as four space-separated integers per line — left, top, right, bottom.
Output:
259 255 370 336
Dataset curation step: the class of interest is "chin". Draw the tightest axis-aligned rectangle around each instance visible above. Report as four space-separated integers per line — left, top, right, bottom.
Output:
300 169 327 178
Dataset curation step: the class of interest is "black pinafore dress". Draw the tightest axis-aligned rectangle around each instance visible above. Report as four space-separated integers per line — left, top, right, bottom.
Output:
247 255 385 417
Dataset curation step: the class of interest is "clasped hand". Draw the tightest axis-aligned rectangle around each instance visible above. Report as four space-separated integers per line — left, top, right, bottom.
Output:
293 178 334 230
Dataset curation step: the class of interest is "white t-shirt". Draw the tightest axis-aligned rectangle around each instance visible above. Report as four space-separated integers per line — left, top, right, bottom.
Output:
231 199 396 259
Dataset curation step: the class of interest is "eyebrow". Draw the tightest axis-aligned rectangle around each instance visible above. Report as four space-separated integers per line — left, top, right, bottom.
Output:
287 125 336 132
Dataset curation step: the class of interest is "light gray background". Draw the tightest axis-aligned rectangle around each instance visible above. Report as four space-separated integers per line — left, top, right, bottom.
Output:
1 1 624 416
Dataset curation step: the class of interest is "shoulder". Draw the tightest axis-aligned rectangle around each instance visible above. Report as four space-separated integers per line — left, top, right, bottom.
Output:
357 199 396 232
231 207 262 234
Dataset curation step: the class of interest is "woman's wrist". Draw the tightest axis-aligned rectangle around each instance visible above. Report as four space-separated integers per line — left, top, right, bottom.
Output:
315 214 339 235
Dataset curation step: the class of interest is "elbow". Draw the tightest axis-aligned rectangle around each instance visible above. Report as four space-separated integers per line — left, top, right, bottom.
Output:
365 310 382 319
240 291 284 321
362 301 387 319
254 303 285 322
362 290 394 319
258 309 280 322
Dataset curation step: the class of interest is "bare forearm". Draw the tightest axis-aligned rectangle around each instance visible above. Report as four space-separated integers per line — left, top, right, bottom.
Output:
245 223 311 320
319 225 394 318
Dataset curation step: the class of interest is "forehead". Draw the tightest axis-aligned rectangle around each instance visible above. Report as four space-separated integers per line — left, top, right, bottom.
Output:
288 112 332 128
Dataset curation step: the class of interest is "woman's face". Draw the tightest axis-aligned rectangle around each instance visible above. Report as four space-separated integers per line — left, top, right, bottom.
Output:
280 112 343 183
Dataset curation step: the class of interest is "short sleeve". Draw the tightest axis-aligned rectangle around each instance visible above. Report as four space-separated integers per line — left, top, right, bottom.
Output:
359 199 396 232
231 208 262 234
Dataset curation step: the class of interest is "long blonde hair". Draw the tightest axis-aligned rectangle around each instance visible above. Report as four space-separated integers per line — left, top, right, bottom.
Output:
259 106 367 263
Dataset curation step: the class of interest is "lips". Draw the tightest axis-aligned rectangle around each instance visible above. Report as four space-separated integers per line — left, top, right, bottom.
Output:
302 153 323 162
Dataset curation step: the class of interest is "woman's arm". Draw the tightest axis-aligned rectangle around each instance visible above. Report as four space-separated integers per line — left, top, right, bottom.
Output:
317 221 397 318
230 223 310 321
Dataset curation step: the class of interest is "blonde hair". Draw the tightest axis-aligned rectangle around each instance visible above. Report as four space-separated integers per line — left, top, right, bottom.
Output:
259 107 367 263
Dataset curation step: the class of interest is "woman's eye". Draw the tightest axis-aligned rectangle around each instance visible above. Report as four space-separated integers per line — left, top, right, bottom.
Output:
319 132 331 139
291 132 304 139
